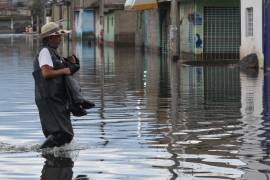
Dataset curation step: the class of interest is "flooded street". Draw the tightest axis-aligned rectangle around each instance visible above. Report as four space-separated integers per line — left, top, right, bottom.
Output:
0 35 270 179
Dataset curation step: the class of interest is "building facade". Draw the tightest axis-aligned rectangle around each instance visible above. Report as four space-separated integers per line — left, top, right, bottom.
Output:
180 0 240 61
46 0 270 70
104 10 137 45
0 0 32 33
49 1 72 29
133 1 170 52
240 0 264 68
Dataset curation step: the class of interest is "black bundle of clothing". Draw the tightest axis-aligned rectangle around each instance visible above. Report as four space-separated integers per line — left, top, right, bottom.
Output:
64 55 95 117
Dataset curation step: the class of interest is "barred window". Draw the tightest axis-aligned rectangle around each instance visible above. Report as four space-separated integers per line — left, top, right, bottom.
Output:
246 7 253 37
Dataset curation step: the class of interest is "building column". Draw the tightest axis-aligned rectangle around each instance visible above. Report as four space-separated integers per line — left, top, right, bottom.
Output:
169 0 180 60
99 0 104 44
135 12 144 48
31 16 34 27
10 18 14 31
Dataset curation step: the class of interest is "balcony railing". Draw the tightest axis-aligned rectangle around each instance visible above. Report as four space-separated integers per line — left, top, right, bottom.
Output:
0 8 31 17
73 0 125 9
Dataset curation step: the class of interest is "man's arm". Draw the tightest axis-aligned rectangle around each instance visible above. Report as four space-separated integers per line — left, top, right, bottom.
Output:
41 65 71 79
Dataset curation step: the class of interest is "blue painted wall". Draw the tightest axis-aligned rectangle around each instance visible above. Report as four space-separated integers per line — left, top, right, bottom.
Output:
74 9 95 37
74 11 80 36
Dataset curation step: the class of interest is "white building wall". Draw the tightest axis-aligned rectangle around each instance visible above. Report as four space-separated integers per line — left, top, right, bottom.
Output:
179 2 196 54
240 0 264 68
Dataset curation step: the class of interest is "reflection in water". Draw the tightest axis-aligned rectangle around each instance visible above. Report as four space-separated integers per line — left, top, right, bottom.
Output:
260 73 270 179
2 35 270 179
168 57 181 180
41 154 74 180
165 65 245 179
41 146 89 180
239 70 266 179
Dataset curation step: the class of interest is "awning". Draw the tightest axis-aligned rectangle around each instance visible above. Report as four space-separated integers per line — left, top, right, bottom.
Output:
125 0 158 11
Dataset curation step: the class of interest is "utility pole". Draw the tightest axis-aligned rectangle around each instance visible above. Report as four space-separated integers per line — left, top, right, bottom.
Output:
169 0 180 61
10 0 14 33
135 12 144 48
99 0 104 45
10 17 14 32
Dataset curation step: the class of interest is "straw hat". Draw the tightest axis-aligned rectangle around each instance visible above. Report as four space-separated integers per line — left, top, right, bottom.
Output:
40 22 71 38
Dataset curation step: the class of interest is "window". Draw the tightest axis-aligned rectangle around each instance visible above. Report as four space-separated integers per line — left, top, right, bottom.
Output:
246 7 253 37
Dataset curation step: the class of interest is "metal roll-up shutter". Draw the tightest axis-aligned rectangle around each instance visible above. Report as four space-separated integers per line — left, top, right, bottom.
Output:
203 7 241 60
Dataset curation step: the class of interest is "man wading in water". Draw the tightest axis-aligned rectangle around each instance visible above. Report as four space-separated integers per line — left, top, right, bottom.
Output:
33 22 94 149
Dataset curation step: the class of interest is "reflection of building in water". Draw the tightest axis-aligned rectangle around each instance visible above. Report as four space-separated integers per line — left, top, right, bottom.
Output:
239 70 265 179
144 50 172 126
0 35 37 58
180 66 204 96
180 66 241 108
145 49 160 99
74 39 95 67
240 71 263 115
164 66 244 179
134 48 144 91
61 37 95 75
204 67 241 104
104 46 115 74
260 74 270 179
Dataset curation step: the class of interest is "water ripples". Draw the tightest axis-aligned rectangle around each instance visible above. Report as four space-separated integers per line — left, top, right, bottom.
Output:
0 35 269 179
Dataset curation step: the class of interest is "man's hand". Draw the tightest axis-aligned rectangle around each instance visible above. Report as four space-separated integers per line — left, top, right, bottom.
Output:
72 55 80 65
67 56 76 64
63 68 71 76
68 63 80 75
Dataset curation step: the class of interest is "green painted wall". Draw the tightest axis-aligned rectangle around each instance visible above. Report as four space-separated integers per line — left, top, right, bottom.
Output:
104 13 115 43
143 10 161 50
104 46 115 74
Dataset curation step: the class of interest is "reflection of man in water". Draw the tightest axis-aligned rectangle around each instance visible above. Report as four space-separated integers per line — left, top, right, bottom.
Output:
41 154 74 180
41 154 89 180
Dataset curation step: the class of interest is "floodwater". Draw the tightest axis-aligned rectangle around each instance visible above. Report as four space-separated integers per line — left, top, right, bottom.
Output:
0 35 269 180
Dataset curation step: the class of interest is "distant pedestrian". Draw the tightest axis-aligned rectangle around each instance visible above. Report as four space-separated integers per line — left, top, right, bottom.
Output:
32 22 80 149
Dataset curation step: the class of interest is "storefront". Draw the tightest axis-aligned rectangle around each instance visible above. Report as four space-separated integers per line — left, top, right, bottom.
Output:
180 0 240 61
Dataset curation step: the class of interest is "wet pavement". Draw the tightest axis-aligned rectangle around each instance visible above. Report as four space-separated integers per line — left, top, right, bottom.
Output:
0 34 269 179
